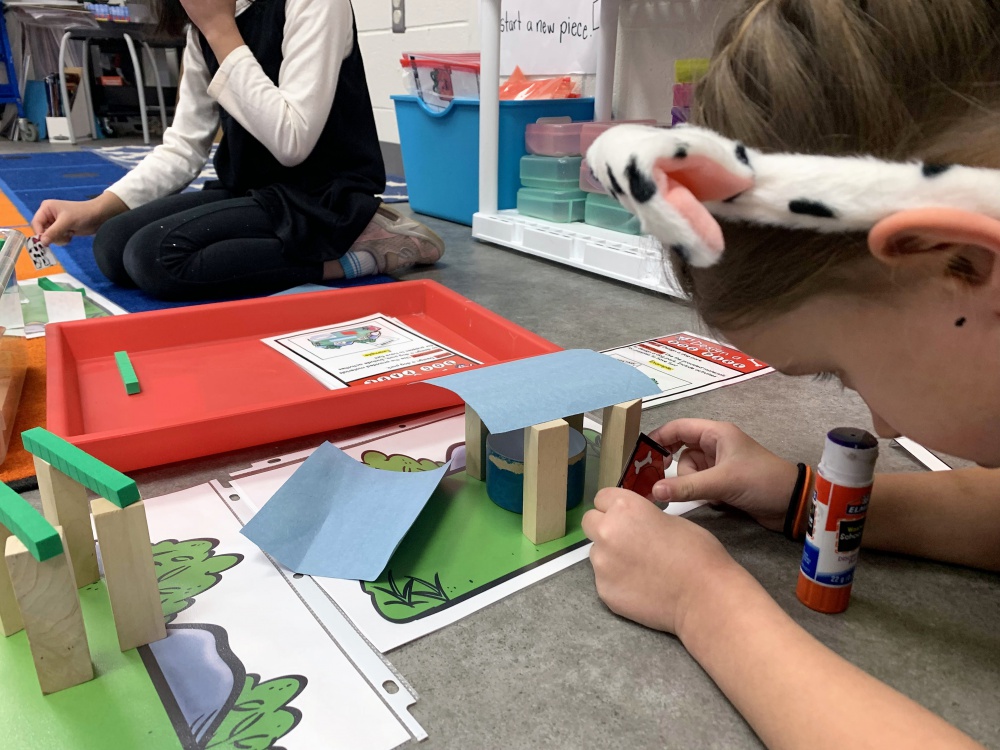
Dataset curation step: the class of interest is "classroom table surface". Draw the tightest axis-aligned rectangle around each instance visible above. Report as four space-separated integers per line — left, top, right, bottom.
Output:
22 206 999 749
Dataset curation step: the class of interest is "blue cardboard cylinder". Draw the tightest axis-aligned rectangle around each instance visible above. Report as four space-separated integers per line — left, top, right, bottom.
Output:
486 427 587 514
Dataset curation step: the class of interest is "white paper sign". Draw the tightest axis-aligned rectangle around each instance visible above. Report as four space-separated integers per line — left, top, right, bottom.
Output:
42 289 87 323
500 0 602 75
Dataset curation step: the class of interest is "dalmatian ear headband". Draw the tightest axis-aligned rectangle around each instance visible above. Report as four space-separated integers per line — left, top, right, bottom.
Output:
586 124 1000 268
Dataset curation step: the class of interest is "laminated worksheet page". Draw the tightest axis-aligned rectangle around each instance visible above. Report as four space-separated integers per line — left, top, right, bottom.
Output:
603 332 774 407
261 313 480 389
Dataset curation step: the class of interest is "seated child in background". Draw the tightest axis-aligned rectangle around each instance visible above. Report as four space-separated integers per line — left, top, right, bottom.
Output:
31 0 443 301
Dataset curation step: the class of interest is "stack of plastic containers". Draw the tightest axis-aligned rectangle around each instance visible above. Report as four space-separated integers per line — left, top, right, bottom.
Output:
517 119 588 223
578 121 655 234
518 117 663 232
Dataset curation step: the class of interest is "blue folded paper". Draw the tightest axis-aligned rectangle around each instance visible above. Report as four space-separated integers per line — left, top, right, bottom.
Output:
425 349 660 434
241 442 451 581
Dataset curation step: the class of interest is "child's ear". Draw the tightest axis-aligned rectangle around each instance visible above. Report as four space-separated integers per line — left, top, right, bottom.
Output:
868 208 1000 288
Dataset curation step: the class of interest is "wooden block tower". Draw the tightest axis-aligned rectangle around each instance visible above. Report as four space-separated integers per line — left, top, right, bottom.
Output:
465 401 640 546
0 484 93 694
19 428 166 656
443 348 659 547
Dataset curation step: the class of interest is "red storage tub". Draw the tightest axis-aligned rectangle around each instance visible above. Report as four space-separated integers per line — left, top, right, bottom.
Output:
46 281 560 472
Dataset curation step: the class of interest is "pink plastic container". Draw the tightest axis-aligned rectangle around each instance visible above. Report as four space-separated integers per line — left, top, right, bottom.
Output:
525 119 590 157
673 83 694 108
579 159 605 194
579 120 657 156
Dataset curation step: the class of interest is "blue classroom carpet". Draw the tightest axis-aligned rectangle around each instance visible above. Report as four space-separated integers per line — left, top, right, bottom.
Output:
0 149 399 313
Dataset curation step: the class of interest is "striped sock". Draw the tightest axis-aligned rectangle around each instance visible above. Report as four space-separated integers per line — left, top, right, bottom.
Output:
340 250 378 279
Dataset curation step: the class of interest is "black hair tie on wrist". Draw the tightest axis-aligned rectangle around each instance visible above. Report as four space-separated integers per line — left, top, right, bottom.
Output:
783 463 808 541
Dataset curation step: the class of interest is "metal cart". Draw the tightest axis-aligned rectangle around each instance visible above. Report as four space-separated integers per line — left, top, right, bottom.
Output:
0 1 38 141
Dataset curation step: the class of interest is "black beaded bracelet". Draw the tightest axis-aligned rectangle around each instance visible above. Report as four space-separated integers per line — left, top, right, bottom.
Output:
783 463 809 541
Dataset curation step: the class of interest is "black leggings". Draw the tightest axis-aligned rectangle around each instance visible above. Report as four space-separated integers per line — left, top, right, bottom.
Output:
93 190 323 301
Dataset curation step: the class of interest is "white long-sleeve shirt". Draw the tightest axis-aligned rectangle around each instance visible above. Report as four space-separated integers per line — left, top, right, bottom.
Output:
107 0 354 208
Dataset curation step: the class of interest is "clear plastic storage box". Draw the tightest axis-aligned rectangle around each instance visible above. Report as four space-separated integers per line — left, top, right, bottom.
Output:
584 193 642 235
517 188 587 223
525 118 589 157
579 119 658 156
520 155 585 191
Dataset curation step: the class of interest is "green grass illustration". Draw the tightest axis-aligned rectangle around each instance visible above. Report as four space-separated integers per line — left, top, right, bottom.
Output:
206 674 306 750
362 429 601 622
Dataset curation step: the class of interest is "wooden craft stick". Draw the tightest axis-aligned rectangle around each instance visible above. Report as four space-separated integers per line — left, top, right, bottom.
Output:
91 498 166 651
523 419 569 545
0 522 24 637
35 457 99 588
565 414 585 434
598 399 643 490
465 404 489 481
5 529 93 694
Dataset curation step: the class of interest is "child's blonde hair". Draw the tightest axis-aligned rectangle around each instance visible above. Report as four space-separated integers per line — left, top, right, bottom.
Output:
686 0 1000 329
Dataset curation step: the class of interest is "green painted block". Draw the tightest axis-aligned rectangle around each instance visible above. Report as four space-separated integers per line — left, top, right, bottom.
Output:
37 276 83 294
114 351 140 395
20 428 140 508
0 483 63 562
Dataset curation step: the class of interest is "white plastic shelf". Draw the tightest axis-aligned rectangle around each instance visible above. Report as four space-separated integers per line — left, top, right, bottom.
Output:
476 0 683 299
472 210 687 299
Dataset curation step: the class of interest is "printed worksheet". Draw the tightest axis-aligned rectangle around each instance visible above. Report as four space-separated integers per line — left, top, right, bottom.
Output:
262 313 480 389
603 332 774 407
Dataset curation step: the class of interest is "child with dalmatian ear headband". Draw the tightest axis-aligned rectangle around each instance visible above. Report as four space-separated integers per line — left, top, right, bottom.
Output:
582 124 1000 750
581 2 1000 750
587 123 1000 268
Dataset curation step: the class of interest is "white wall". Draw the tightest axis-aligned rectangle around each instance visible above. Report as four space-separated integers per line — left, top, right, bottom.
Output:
357 0 735 143
613 0 735 121
355 0 480 144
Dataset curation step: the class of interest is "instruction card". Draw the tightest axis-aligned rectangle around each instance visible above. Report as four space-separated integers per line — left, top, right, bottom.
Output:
603 332 774 407
262 313 481 390
500 0 602 75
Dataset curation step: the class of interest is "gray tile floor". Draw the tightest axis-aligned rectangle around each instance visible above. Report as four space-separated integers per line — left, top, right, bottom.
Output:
6 138 998 749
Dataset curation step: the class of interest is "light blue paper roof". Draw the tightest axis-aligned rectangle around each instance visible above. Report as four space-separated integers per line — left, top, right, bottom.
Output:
241 442 451 581
426 349 660 433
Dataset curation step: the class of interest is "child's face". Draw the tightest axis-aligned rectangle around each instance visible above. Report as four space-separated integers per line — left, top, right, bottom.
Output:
724 284 1000 467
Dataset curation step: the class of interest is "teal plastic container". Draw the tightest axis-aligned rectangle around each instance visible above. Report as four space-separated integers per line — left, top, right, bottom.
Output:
520 155 584 191
517 187 587 223
584 193 642 235
392 95 595 226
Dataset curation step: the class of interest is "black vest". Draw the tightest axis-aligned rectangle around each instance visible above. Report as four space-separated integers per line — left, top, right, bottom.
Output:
199 0 385 261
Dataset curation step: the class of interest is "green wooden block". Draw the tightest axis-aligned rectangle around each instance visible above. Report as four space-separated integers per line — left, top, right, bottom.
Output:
37 277 83 294
20 428 140 508
0 483 63 562
114 351 140 396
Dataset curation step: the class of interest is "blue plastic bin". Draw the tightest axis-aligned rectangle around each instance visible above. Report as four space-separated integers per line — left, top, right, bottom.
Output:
392 95 595 226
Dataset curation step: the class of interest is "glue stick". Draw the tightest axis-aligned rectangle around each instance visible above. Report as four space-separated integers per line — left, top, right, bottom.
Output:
796 427 878 614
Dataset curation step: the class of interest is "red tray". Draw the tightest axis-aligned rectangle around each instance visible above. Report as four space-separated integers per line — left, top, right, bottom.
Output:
46 281 560 472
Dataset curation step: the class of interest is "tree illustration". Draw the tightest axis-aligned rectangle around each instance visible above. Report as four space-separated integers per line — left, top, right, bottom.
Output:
206 674 307 750
361 449 443 473
153 539 243 624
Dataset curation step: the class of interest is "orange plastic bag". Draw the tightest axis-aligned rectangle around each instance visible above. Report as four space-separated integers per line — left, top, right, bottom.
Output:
499 67 580 100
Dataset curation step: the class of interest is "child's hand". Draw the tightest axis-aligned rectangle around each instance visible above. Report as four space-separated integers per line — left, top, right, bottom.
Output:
582 488 741 634
179 0 237 38
650 419 800 532
31 194 125 246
